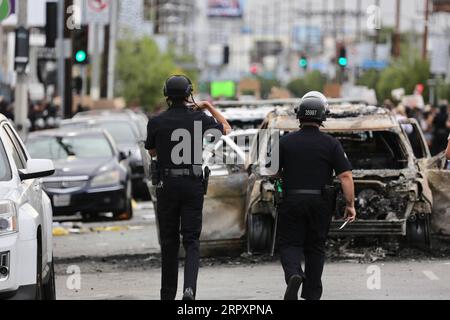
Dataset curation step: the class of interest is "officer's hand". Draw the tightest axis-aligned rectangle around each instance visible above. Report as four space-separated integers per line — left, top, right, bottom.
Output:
344 206 356 223
195 101 213 110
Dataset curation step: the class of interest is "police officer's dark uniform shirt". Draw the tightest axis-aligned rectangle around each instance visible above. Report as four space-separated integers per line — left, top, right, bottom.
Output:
145 102 224 168
279 126 352 190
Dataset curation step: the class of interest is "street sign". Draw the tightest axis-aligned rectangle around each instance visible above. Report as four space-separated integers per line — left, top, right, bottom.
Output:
430 37 450 75
0 0 13 22
83 0 110 25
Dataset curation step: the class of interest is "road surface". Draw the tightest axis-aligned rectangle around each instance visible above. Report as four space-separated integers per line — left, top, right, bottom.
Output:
53 202 450 300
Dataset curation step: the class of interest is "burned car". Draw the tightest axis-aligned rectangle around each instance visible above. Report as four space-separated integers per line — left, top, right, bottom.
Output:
141 129 257 251
245 102 450 253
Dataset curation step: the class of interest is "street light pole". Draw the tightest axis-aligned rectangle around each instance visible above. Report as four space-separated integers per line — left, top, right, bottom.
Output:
57 0 65 119
15 0 28 139
107 0 118 99
422 0 430 60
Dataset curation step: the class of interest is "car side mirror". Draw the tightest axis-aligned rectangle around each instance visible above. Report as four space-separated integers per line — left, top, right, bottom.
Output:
119 151 128 161
19 159 55 181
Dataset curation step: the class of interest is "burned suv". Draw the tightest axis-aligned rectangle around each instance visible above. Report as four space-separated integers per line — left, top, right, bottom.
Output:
245 101 450 253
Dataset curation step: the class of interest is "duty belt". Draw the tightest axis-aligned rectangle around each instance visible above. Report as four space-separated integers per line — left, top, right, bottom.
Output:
162 165 203 178
286 189 322 196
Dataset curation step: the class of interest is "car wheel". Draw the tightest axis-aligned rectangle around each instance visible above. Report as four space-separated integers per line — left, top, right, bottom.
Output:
406 213 432 250
35 237 44 300
247 214 273 254
114 184 133 221
43 259 56 300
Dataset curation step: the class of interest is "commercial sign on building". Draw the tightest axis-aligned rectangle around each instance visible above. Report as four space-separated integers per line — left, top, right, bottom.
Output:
0 0 14 22
207 0 244 18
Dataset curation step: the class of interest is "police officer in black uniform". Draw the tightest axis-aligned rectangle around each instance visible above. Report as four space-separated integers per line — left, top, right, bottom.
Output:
276 91 356 300
145 75 231 300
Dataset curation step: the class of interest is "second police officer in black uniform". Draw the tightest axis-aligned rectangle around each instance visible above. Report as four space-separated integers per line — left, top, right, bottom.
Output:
145 75 231 300
276 91 356 300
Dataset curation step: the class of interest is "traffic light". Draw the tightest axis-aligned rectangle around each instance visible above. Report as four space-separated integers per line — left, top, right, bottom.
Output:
299 55 308 69
250 64 259 75
15 27 30 73
73 25 89 64
338 46 347 68
45 2 57 48
223 45 230 65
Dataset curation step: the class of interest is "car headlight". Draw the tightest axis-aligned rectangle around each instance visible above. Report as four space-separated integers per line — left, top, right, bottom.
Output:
0 201 18 236
91 171 120 188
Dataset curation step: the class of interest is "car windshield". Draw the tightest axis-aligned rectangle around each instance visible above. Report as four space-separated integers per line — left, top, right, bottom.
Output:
0 139 12 181
27 135 113 160
97 121 138 144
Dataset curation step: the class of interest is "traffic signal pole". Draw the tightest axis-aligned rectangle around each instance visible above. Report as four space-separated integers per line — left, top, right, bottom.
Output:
91 23 101 100
64 0 73 119
15 0 28 139
107 0 118 99
57 0 65 119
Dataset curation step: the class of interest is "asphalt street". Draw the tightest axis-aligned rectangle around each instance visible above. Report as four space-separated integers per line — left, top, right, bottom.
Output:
53 202 450 300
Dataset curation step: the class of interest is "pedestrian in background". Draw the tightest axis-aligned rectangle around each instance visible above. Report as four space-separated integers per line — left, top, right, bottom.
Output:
431 103 450 156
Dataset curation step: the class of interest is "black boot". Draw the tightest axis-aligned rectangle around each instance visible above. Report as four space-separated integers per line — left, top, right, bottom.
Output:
284 275 303 300
182 288 195 301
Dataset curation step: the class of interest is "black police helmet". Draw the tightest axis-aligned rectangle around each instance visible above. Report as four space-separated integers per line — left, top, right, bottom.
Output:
163 75 193 99
296 91 329 123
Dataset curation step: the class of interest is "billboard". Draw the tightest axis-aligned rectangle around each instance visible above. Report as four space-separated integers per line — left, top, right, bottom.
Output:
211 81 236 98
207 0 244 18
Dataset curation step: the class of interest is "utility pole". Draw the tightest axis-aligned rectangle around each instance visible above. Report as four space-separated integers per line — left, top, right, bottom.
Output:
107 0 118 99
63 0 73 119
373 0 380 61
356 0 361 42
57 0 65 119
90 23 101 100
101 24 109 98
422 0 430 60
15 0 28 139
392 0 401 57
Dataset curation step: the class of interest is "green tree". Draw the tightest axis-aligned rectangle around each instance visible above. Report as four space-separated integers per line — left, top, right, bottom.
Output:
356 69 380 91
257 77 281 99
376 55 430 102
116 37 178 111
287 71 327 98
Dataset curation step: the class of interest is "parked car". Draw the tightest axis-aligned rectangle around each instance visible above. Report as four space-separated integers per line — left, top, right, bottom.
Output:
59 116 149 200
26 129 133 220
72 109 148 139
0 114 56 300
245 101 450 253
213 100 277 129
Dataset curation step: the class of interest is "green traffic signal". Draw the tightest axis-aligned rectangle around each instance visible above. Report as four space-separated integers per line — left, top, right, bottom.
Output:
338 57 347 67
299 58 308 69
75 50 87 63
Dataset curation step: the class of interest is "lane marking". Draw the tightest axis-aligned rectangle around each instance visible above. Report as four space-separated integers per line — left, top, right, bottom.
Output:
423 270 439 281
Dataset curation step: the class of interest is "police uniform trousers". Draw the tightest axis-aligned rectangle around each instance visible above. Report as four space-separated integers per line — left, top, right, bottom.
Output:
277 194 333 300
156 176 204 300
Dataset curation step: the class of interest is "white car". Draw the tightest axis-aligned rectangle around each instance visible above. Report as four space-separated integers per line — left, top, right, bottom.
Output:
0 114 56 300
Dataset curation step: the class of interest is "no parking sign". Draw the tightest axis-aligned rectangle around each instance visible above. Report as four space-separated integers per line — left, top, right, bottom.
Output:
83 0 110 25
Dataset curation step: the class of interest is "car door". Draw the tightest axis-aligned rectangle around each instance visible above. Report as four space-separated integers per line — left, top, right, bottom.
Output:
202 136 249 242
426 152 450 235
400 119 450 234
401 118 431 163
1 123 47 261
